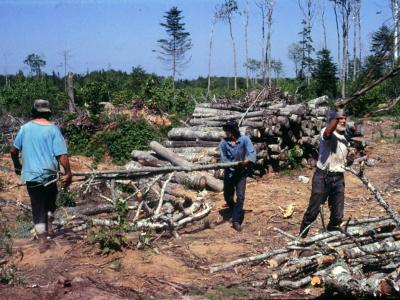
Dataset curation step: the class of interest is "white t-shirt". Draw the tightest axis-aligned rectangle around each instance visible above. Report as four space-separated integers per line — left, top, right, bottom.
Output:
316 127 349 173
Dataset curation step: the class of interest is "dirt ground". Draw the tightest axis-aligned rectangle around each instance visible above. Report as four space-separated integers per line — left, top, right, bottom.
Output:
1 119 400 299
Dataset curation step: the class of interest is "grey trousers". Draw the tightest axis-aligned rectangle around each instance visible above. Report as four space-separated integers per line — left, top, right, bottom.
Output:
299 168 345 237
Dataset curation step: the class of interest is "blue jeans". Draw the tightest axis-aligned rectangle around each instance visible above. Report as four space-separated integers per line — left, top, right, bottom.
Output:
223 173 247 224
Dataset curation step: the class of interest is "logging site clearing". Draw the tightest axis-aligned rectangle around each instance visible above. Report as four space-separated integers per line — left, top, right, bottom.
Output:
0 118 399 299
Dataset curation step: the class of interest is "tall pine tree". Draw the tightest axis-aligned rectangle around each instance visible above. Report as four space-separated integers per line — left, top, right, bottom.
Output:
312 48 337 98
156 7 192 88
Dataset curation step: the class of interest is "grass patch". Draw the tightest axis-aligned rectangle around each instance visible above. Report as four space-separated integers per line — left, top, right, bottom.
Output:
205 287 247 300
10 212 33 239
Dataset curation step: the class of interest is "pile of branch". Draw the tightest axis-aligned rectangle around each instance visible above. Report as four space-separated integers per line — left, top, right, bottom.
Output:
208 166 400 298
53 156 242 237
53 170 214 237
0 115 24 151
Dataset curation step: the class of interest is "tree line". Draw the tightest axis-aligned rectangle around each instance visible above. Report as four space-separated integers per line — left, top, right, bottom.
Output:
1 0 400 119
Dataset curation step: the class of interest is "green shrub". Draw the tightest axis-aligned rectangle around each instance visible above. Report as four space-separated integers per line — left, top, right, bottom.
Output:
65 118 160 164
56 189 77 207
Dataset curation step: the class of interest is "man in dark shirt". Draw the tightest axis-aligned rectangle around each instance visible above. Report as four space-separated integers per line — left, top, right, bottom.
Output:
220 120 256 232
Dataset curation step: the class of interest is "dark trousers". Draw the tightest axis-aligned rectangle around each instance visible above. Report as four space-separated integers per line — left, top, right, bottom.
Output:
26 181 58 233
223 173 246 224
300 168 345 236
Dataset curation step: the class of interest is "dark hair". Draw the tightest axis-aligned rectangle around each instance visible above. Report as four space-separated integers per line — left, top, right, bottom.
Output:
32 108 51 120
222 120 240 138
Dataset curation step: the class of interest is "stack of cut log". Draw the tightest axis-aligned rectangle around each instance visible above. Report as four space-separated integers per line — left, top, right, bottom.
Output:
209 215 400 298
163 92 362 176
122 90 362 192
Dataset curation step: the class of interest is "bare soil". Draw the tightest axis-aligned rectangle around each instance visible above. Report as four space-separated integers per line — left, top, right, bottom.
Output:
1 119 400 299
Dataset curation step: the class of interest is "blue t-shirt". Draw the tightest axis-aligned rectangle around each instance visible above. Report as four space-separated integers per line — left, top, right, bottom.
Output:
13 121 68 183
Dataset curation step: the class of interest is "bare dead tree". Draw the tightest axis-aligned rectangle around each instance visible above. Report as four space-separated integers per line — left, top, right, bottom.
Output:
298 0 315 85
391 0 400 61
334 0 352 98
358 0 362 63
244 0 250 89
320 0 328 49
217 0 239 91
257 1 267 84
332 1 341 76
266 0 275 87
207 11 218 95
352 0 361 81
67 72 77 113
60 50 72 92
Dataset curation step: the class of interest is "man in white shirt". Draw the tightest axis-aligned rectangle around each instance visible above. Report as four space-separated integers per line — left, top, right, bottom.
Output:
299 109 351 237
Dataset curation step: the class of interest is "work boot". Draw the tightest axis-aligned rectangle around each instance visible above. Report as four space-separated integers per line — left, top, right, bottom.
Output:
37 233 50 253
232 222 242 232
327 224 341 232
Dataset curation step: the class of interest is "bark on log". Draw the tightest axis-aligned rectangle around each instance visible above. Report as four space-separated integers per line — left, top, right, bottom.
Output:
164 140 220 148
267 253 289 268
279 276 311 289
339 240 400 259
208 248 289 273
131 150 169 167
149 141 223 192
170 172 207 190
170 147 219 156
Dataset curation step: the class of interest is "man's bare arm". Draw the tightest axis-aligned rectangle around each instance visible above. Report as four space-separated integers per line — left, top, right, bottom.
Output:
10 146 22 175
323 119 339 140
58 154 72 187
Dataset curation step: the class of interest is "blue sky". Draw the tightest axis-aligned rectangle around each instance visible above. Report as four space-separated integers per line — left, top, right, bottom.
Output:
0 0 393 79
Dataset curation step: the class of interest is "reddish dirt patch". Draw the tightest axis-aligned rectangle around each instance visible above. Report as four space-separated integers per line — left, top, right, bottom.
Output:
1 119 400 299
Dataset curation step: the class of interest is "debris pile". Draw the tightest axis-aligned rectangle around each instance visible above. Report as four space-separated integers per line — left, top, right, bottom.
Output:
209 215 400 298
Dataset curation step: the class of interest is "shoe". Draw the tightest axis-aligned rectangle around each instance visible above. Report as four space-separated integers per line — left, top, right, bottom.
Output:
37 233 50 253
327 224 341 232
232 222 242 232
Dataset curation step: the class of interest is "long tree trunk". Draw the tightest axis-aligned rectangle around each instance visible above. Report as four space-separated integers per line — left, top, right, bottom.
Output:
306 0 313 85
358 1 362 65
149 141 223 192
392 0 399 61
172 38 176 90
67 72 77 113
260 5 266 85
244 0 249 89
333 2 341 81
352 4 357 81
228 17 237 91
321 5 327 49
267 7 273 87
207 15 217 95
341 1 350 98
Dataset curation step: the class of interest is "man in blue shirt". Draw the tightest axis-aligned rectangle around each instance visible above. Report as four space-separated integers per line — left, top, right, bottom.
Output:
11 99 72 252
220 120 256 232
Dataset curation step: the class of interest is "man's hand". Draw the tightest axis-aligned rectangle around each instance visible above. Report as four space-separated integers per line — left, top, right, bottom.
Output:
61 172 72 188
336 108 345 119
335 98 345 109
240 160 251 167
10 147 22 176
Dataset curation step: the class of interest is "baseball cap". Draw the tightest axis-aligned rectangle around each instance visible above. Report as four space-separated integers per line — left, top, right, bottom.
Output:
327 110 348 122
33 99 51 113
